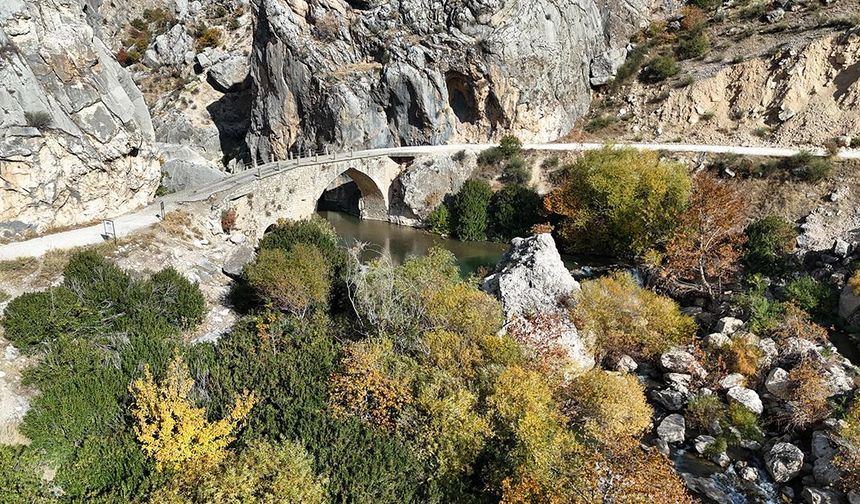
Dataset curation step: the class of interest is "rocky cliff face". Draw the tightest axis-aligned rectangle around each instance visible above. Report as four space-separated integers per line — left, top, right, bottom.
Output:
0 0 159 237
246 0 663 159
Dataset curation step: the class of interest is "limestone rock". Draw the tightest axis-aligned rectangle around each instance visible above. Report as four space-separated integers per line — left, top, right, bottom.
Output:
245 0 660 158
590 48 628 86
482 234 581 316
716 316 744 335
483 234 592 371
719 373 746 390
765 367 791 399
152 23 194 67
660 348 706 378
657 414 686 443
766 442 804 483
0 0 159 236
802 487 845 504
839 283 860 327
156 144 227 192
208 53 251 93
390 152 477 225
726 387 763 415
222 244 255 279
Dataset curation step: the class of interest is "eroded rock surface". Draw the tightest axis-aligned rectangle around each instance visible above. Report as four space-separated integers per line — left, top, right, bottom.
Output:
246 0 659 158
482 233 593 372
0 0 159 236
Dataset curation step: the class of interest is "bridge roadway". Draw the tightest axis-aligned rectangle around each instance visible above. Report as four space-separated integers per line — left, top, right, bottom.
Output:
2 142 859 260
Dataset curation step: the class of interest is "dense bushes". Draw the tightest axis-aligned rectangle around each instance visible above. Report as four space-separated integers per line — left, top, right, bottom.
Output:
0 252 208 501
743 216 796 276
2 287 84 353
489 185 542 241
640 56 680 82
258 216 344 272
244 245 331 316
573 271 696 362
546 147 691 257
453 179 493 241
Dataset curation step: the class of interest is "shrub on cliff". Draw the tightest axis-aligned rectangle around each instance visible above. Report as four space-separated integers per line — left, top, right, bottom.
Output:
453 179 493 241
640 56 680 83
545 146 690 257
573 271 696 362
743 216 795 276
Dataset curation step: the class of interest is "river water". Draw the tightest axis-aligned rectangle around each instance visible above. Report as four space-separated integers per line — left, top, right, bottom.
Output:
318 211 508 276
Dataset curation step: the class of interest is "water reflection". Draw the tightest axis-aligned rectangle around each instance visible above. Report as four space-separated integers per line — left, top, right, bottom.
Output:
318 211 507 276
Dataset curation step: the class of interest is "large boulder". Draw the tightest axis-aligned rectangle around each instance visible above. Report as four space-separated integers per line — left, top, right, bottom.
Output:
245 0 662 158
765 442 804 483
482 234 580 316
155 144 227 193
0 0 159 237
149 23 194 67
839 283 860 327
388 152 477 226
657 413 686 443
482 234 592 371
726 386 763 415
208 53 251 93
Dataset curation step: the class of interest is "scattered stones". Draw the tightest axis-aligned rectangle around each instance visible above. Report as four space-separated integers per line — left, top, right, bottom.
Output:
660 348 706 378
614 354 638 373
765 367 791 399
719 373 746 390
766 442 804 483
715 316 744 335
657 414 686 443
726 387 763 415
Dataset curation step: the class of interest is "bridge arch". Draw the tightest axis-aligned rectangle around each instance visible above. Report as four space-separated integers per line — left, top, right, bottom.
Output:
317 167 388 221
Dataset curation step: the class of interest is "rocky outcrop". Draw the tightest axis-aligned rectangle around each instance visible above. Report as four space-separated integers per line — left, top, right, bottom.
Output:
482 234 593 372
0 0 159 236
245 0 660 159
388 151 477 226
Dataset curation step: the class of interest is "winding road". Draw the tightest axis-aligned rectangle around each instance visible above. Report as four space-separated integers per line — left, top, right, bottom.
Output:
2 142 858 261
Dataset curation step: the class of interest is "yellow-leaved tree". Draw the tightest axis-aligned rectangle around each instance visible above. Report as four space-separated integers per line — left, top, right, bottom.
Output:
129 355 256 475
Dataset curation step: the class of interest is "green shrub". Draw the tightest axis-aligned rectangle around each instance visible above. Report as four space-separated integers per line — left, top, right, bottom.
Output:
743 216 795 276
1 287 84 353
258 216 344 272
24 111 52 129
541 155 560 170
686 394 724 430
612 44 649 90
194 314 424 503
477 147 504 165
148 267 206 330
194 27 222 51
244 245 331 316
726 403 763 441
0 446 53 504
498 135 523 158
574 272 696 362
778 151 833 182
676 32 710 59
453 179 493 241
640 56 680 83
427 204 453 235
785 275 837 322
584 114 618 132
489 185 542 241
545 147 691 257
738 275 785 334
502 156 531 184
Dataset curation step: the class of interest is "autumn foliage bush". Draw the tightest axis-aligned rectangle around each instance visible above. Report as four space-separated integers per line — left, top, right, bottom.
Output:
573 271 696 362
662 172 747 296
545 147 690 257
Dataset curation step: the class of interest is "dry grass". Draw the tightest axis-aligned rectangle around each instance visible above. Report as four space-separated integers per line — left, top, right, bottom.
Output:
327 62 383 80
157 210 204 240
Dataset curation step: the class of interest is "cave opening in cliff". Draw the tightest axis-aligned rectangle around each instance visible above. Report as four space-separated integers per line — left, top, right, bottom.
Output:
316 168 387 220
445 71 478 124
